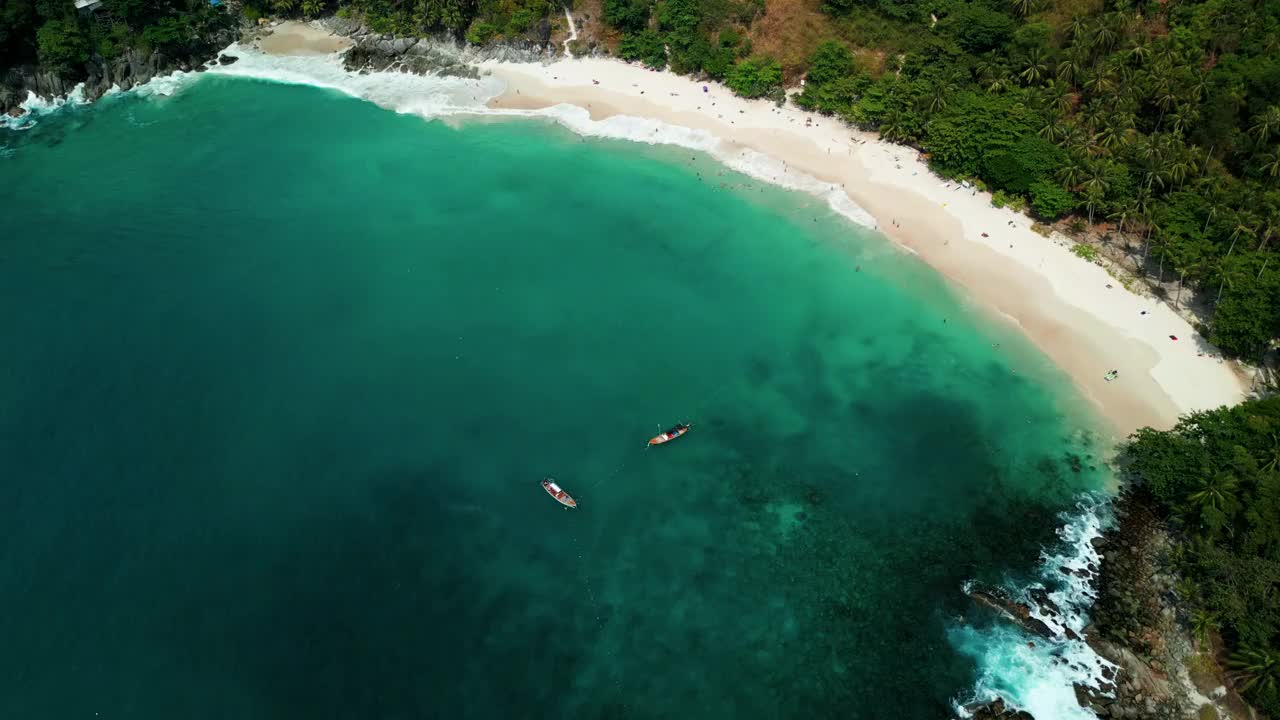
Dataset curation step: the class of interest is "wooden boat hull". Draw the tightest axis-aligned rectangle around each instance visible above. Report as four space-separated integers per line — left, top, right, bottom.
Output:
648 424 690 446
542 479 577 508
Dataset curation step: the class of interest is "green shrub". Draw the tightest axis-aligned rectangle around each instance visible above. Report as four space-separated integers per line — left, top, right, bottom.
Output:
1029 180 1076 221
603 0 651 33
982 135 1064 194
466 19 498 44
726 55 782 100
942 4 1016 53
619 29 666 69
36 18 89 69
1071 243 1099 261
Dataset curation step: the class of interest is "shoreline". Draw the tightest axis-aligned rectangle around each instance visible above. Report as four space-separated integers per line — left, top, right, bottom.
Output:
480 57 1248 438
8 18 1245 438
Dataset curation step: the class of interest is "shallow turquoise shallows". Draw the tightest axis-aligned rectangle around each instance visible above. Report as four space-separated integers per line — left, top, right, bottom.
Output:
0 77 1107 719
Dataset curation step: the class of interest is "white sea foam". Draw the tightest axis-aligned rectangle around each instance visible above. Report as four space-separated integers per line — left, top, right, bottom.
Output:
132 70 199 97
206 43 506 117
205 47 880 229
952 497 1116 720
4 43 879 229
1 83 88 130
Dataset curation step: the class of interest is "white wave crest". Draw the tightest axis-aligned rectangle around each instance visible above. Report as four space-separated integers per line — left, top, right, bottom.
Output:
5 42 877 230
1 83 88 130
206 42 506 117
132 70 200 98
952 497 1116 720
205 47 878 230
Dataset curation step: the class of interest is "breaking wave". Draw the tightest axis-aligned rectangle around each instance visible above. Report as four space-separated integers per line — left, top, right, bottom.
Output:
0 83 88 130
4 43 877 228
951 496 1116 720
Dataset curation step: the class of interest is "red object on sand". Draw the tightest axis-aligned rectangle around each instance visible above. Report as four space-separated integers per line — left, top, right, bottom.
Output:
1170 335 1178 341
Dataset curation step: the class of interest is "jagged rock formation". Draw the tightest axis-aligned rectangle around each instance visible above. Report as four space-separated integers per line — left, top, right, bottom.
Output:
966 585 1058 640
324 17 558 78
2 22 240 116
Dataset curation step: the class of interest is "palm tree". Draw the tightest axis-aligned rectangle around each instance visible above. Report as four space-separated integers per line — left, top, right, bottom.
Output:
880 111 907 142
1202 188 1224 235
1169 154 1193 187
1093 22 1118 53
1189 609 1218 650
1010 0 1035 17
1020 49 1048 86
1045 80 1073 115
1081 99 1108 133
1038 110 1067 142
1189 69 1210 104
1228 645 1279 696
1096 114 1133 151
1249 106 1280 145
1259 433 1280 473
1057 54 1084 86
1230 211 1257 253
1085 187 1104 225
1215 254 1239 305
1058 155 1087 189
1109 202 1136 235
1169 105 1198 135
926 82 957 114
1082 68 1115 97
1153 81 1179 114
1153 230 1170 283
1185 470 1240 535
1083 164 1109 223
1128 40 1151 65
1188 471 1240 513
1067 16 1089 44
1256 211 1278 252
1261 149 1280 179
1059 122 1088 150
1176 252 1208 309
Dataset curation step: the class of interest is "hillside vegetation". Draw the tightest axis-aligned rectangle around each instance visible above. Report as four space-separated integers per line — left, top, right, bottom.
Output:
592 0 1280 360
1123 395 1280 716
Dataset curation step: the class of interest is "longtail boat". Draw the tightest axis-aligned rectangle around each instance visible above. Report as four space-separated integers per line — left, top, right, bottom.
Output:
541 478 577 508
648 423 690 447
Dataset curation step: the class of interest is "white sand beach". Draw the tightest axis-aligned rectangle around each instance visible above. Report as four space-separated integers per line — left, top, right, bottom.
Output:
255 21 353 56
482 58 1249 436
251 23 1249 436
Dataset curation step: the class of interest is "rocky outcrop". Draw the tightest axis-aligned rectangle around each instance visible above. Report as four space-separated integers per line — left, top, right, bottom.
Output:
1 21 240 116
1091 487 1171 661
328 16 557 79
964 698 1035 720
967 585 1058 640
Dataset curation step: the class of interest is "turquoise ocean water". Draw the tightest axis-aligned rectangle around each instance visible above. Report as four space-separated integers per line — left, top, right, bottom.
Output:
1 76 1109 718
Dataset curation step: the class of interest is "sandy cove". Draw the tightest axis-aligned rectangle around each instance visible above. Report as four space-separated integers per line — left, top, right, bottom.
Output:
254 20 353 56
480 58 1249 437
250 23 1247 436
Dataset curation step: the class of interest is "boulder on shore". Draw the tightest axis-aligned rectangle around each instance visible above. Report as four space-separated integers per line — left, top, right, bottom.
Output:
966 697 1036 720
968 586 1057 639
